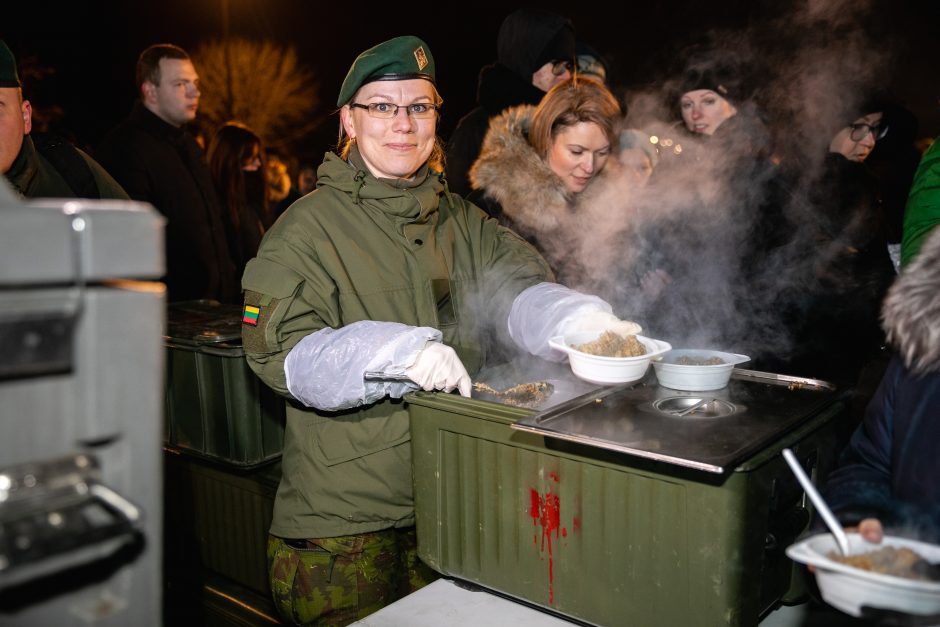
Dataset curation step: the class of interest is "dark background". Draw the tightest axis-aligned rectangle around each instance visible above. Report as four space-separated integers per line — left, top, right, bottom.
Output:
5 0 939 166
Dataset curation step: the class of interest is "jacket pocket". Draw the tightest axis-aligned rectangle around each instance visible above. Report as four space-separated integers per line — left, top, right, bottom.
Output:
310 401 411 467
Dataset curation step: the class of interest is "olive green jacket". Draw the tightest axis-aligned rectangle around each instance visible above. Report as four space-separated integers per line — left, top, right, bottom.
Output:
242 151 550 538
5 135 129 200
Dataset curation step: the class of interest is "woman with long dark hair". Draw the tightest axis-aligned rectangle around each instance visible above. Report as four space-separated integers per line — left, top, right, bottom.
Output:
208 121 269 277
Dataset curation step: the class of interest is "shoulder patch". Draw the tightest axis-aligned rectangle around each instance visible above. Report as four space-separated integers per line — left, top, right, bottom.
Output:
243 304 261 326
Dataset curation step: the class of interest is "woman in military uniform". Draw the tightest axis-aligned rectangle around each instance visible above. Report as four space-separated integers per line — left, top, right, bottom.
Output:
242 35 641 625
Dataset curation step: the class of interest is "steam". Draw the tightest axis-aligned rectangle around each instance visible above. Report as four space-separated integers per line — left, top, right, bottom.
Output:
517 1 894 366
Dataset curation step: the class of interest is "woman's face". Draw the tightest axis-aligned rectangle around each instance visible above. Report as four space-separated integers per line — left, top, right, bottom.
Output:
242 143 262 172
829 112 883 162
340 79 437 180
680 89 737 135
546 121 612 194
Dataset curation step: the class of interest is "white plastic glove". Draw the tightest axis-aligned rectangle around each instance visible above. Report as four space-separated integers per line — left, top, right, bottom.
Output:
565 310 643 337
404 342 472 397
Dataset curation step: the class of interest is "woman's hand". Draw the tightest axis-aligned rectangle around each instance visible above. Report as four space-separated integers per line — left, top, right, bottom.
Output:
405 342 472 397
849 518 884 544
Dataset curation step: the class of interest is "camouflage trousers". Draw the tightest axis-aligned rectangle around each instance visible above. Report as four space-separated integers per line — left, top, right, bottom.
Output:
267 527 439 626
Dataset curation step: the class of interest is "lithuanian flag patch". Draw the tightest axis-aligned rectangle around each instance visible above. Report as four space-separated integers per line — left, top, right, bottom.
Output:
242 305 261 326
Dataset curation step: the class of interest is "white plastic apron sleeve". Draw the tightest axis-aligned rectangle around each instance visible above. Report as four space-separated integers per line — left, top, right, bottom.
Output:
284 320 441 411
507 282 641 361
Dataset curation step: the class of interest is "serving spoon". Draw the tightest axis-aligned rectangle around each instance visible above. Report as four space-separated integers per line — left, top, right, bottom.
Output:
782 448 851 556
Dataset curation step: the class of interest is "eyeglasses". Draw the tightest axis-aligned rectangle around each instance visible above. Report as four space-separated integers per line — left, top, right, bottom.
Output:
349 102 440 119
551 59 574 76
849 122 888 142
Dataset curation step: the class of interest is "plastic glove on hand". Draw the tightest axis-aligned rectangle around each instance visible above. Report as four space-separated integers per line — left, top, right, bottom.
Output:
569 310 642 338
404 342 472 397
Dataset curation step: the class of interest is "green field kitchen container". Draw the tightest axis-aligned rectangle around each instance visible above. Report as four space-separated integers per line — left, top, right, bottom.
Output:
409 371 845 627
164 454 280 596
164 301 285 468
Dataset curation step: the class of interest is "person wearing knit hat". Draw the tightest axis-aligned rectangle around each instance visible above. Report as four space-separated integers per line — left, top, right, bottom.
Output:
677 62 741 137
244 35 643 624
1 39 127 199
828 91 891 164
445 9 576 196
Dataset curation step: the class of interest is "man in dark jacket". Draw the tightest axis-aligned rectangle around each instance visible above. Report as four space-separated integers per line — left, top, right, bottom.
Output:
1 40 127 200
445 9 576 197
97 43 237 303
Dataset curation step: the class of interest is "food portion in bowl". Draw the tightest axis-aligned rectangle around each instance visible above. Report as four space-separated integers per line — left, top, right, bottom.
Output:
675 355 725 366
548 332 671 385
652 349 750 391
574 331 647 357
829 546 940 582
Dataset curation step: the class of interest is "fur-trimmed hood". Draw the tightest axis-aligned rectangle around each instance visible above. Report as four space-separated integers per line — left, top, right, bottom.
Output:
469 105 628 234
882 227 940 374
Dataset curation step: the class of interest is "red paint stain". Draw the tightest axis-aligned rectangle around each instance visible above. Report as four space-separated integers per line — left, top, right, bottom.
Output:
572 516 581 534
549 471 559 483
529 485 562 605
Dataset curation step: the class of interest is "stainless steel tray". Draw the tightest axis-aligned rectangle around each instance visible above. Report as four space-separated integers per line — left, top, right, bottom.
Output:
512 370 840 474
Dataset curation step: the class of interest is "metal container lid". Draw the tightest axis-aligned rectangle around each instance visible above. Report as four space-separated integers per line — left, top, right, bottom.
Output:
164 300 243 351
513 369 841 474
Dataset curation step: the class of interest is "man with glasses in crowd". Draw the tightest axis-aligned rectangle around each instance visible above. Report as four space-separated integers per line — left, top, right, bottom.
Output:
445 8 576 197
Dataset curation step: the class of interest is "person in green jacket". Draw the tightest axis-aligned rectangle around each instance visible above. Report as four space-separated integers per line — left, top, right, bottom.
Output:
901 137 940 267
242 35 642 625
0 40 127 200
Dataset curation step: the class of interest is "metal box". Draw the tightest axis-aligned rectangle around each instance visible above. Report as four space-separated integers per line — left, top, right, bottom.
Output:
408 378 843 627
164 301 285 468
0 193 165 626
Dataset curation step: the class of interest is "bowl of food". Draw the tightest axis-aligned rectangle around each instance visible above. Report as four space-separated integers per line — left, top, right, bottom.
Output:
652 349 750 391
786 532 940 618
548 331 671 385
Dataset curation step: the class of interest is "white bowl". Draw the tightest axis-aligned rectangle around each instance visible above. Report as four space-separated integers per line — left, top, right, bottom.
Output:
787 532 940 618
547 333 671 385
652 349 750 391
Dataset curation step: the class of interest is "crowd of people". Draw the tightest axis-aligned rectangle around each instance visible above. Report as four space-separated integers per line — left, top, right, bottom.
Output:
2 8 938 624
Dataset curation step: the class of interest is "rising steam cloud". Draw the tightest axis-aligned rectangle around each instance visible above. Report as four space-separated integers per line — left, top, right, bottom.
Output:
522 0 894 366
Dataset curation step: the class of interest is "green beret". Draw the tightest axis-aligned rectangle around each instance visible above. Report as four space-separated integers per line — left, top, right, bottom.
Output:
0 40 21 89
337 35 435 107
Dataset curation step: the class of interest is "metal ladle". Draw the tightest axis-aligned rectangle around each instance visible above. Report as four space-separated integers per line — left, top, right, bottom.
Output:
782 448 850 556
674 398 713 417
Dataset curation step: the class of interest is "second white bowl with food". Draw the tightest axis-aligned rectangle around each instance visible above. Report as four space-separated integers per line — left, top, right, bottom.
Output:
652 349 750 391
548 332 671 385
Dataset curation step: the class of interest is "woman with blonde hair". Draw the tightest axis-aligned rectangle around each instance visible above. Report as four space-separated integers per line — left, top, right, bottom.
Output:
241 36 643 625
469 76 629 285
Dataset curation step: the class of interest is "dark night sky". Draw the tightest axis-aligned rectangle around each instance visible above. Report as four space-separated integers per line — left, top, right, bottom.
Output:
5 0 939 165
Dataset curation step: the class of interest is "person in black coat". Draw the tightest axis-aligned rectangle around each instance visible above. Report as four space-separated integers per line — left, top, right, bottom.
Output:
782 95 896 388
445 9 576 197
97 44 238 303
822 225 940 546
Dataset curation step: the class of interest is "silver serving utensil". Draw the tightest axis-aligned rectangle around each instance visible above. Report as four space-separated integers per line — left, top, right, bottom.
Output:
782 448 850 556
675 398 713 417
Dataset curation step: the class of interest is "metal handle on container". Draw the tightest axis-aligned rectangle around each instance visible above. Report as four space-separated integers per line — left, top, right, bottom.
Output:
0 454 144 590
